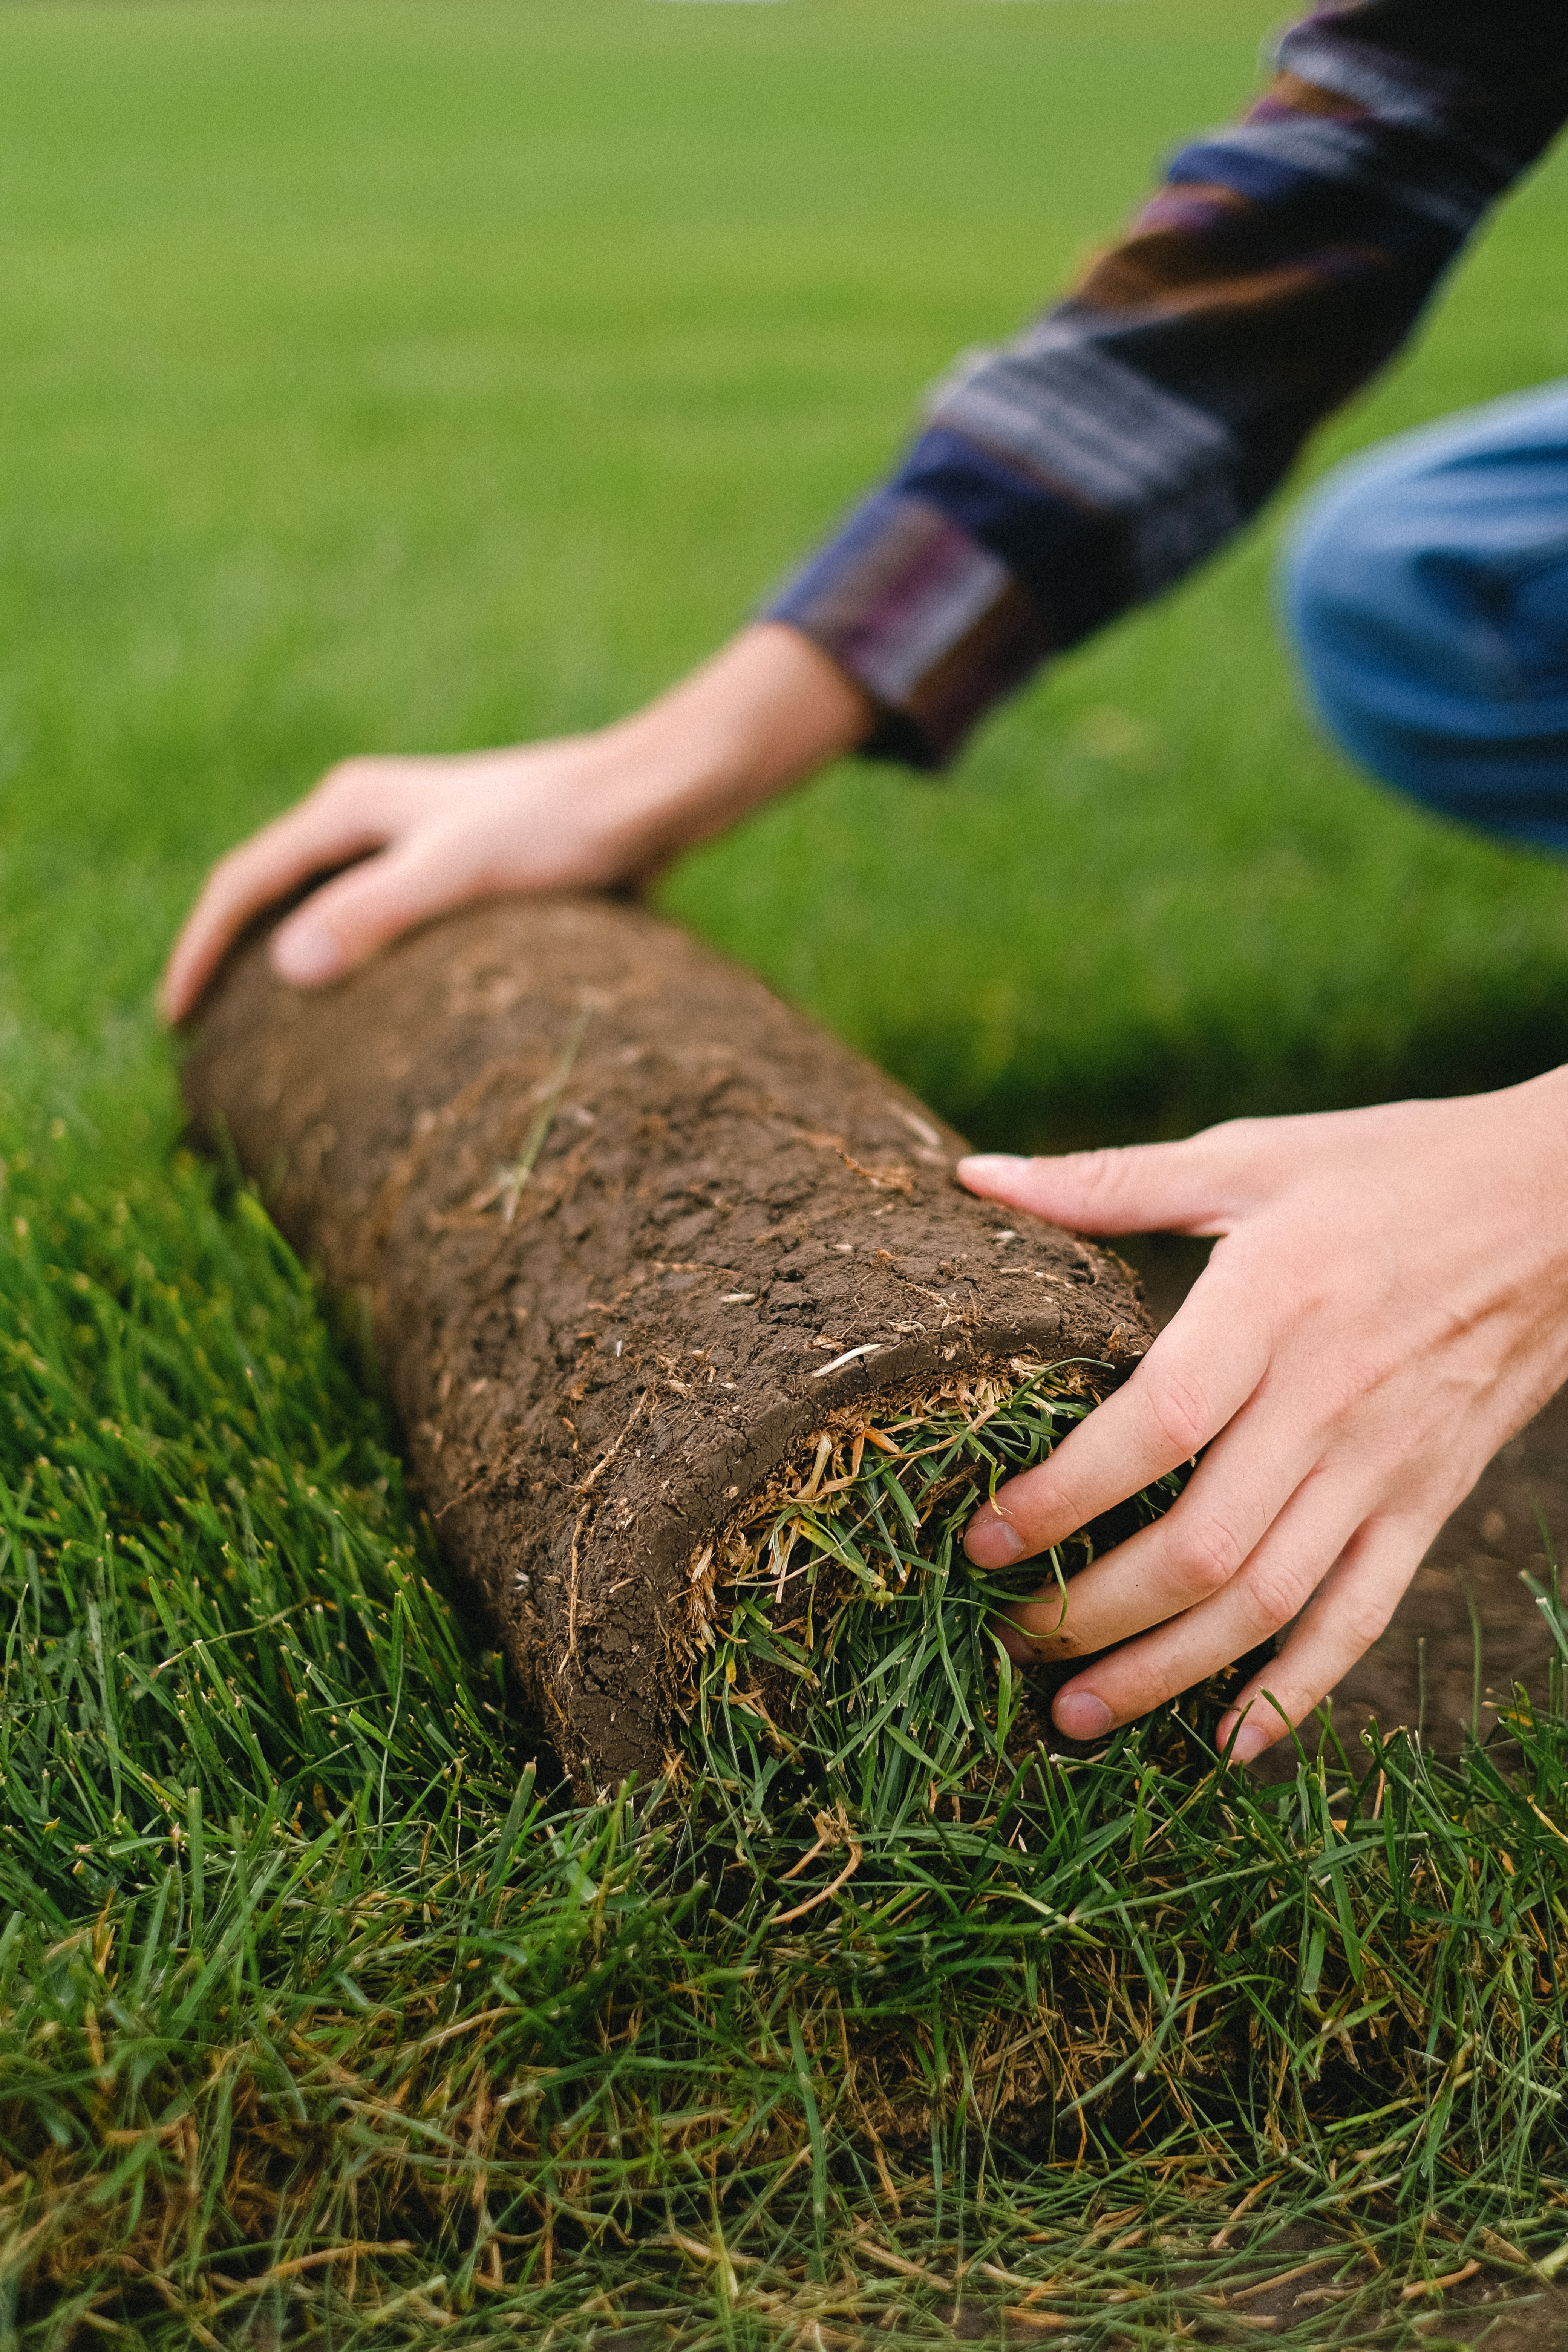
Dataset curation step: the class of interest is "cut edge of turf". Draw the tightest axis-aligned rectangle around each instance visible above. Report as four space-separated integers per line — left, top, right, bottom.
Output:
678 1356 1115 1673
668 1358 1187 1889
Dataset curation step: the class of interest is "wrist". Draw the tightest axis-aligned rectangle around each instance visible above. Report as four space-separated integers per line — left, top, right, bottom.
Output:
574 625 874 870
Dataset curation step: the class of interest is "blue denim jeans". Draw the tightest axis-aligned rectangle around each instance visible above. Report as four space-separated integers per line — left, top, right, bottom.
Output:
1282 384 1568 852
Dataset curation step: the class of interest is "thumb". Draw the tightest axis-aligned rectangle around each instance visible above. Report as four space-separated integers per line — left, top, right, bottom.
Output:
957 1137 1242 1238
270 842 481 987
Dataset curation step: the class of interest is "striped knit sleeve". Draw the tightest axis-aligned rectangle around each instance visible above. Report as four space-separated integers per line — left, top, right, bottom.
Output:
763 2 1568 769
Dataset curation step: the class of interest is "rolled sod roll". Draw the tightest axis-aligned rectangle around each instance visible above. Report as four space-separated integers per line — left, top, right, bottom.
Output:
182 895 1153 1798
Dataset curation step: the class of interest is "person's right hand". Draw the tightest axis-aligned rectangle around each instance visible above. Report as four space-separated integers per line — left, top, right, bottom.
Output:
159 623 871 1023
958 1072 1568 1762
161 737 662 1022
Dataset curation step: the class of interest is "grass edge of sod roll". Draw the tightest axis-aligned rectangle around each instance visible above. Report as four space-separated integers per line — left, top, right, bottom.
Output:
0 1147 1564 2343
677 1363 1190 1902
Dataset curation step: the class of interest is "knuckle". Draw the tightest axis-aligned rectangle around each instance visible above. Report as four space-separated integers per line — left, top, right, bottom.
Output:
318 757 366 801
1170 1514 1246 1599
1208 1113 1266 1153
1336 1586 1400 1652
1061 1146 1135 1208
1143 1367 1211 1458
1239 1558 1312 1634
1046 1474 1101 1543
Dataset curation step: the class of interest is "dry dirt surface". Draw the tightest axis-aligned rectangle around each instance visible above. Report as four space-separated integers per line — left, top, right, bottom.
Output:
1127 1236 1566 1772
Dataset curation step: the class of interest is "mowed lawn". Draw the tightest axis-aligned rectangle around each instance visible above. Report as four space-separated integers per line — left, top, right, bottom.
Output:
4 8 1568 2341
3 0 1567 1159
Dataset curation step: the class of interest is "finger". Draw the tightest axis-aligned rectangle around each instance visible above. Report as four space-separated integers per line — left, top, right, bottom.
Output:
997 1389 1327 1660
965 1273 1271 1569
1213 1517 1426 1762
1045 1485 1412 1746
267 835 488 986
159 796 391 1021
958 1131 1259 1240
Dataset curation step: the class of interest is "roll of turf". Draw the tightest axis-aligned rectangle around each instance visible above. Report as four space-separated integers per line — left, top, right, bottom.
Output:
182 895 1153 1799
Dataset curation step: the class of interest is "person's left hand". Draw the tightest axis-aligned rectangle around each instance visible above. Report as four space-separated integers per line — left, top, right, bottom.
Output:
957 1070 1568 1762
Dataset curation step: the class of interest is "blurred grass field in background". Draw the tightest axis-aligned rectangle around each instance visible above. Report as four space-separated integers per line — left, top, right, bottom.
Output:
3 0 1568 1156
4 3 1568 2341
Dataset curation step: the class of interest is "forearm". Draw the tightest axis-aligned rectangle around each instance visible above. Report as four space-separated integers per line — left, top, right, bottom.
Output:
577 624 875 874
771 0 1568 769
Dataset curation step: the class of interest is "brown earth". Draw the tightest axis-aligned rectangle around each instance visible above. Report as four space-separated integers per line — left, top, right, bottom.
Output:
182 890 1565 1797
181 894 1152 1801
1128 1235 1566 1773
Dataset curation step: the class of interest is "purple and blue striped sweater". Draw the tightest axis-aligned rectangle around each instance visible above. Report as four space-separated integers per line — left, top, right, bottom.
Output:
765 1 1568 768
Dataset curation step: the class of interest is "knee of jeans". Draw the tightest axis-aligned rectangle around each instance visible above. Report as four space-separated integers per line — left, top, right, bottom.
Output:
1282 469 1502 741
1283 501 1395 757
1281 476 1396 684
1280 485 1478 818
1282 519 1555 831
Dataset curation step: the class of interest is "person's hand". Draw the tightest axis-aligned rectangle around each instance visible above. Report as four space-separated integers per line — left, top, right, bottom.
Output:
160 624 871 1023
958 1073 1568 1761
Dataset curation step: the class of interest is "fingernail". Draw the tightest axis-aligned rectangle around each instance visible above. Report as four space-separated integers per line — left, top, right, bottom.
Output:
273 920 344 987
964 1511 1026 1567
1225 1720 1271 1766
1054 1690 1112 1741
